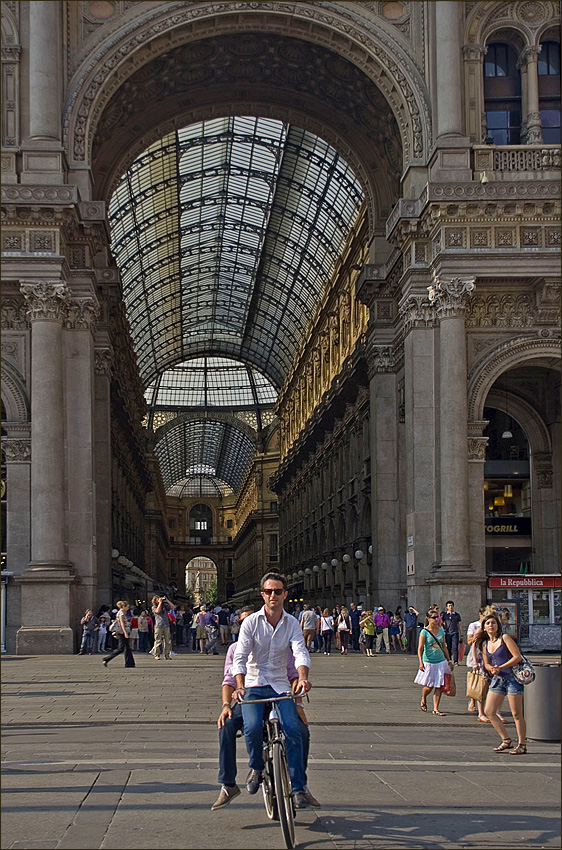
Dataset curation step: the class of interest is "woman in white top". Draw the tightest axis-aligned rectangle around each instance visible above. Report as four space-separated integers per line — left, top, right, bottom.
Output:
320 608 334 655
102 601 135 668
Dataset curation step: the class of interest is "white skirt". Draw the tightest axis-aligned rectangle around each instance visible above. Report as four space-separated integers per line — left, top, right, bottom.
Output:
414 659 450 688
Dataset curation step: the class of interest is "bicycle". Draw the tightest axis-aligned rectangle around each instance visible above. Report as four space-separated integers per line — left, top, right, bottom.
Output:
239 691 301 849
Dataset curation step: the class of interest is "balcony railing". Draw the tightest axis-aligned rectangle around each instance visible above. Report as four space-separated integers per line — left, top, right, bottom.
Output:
474 144 561 180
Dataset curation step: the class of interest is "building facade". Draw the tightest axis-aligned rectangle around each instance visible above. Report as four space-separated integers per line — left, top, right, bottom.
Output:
1 1 560 653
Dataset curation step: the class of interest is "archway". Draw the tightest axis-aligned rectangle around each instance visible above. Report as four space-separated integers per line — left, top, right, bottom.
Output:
186 556 217 608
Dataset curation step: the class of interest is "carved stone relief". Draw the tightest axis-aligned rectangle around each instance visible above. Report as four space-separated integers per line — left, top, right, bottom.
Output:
2 439 31 462
20 282 70 323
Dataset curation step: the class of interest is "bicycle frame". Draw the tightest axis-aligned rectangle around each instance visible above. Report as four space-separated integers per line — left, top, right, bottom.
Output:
239 691 300 849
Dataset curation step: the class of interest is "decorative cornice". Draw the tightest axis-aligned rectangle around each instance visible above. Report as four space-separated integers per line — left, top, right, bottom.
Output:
65 297 100 330
20 281 70 322
428 277 476 319
2 439 31 462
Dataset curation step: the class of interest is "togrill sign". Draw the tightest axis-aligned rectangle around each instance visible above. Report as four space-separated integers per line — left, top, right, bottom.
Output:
485 517 531 536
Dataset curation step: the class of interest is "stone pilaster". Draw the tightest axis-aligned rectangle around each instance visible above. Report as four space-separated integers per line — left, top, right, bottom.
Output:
2 429 30 654
65 296 100 620
16 281 76 654
435 1 463 139
367 342 401 609
94 341 114 608
428 276 475 574
467 424 489 584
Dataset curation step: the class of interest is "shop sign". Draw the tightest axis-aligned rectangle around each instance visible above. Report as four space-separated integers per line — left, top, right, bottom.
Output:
485 517 531 535
489 576 561 589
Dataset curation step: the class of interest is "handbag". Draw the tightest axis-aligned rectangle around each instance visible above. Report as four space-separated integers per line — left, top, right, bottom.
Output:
109 619 122 635
511 653 536 685
458 641 465 663
442 671 456 697
466 669 489 702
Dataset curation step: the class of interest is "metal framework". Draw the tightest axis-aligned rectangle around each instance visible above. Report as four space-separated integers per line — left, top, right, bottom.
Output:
108 116 364 496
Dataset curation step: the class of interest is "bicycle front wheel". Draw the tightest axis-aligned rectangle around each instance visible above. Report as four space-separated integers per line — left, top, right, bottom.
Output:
272 740 295 849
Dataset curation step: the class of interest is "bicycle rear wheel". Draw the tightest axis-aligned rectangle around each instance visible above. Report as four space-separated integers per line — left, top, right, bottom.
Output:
272 740 295 849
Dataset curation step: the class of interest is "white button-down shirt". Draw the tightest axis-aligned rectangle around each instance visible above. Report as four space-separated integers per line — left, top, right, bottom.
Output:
232 606 310 694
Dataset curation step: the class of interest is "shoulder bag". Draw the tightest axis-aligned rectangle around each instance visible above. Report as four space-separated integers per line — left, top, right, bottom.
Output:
502 637 536 685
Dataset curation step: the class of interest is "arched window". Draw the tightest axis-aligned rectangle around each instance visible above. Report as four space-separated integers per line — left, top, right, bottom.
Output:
538 41 561 143
484 42 522 144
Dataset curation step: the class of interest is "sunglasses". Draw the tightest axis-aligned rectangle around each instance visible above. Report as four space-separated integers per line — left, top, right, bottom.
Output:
428 615 437 619
262 587 285 596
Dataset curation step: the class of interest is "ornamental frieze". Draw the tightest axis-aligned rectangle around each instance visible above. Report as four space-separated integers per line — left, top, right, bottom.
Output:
465 294 534 328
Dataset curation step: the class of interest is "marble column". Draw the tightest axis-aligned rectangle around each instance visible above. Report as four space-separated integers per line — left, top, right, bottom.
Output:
522 47 543 144
429 277 475 573
65 295 100 621
368 343 401 609
400 293 437 615
435 1 463 138
16 281 75 654
28 1 61 140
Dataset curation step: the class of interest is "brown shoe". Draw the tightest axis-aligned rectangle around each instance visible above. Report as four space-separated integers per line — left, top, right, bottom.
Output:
302 786 321 808
211 784 241 811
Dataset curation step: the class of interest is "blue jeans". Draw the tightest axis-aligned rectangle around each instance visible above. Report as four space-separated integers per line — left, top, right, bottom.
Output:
241 686 306 793
445 632 460 662
79 631 94 654
139 631 149 652
219 702 310 788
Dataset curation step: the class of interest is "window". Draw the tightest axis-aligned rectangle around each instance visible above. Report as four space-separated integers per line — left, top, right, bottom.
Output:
538 42 561 143
269 501 278 513
226 519 233 528
484 43 522 144
269 533 279 562
195 520 208 530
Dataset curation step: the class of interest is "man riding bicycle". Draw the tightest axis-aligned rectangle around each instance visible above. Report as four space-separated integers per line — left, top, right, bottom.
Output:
232 572 318 810
211 605 320 811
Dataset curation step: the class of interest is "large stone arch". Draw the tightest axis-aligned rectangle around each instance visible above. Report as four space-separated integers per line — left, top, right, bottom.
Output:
485 388 552 456
0 360 29 423
63 1 432 230
468 337 561 423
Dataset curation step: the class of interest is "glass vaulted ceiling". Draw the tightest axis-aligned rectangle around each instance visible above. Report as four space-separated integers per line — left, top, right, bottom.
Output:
108 116 364 497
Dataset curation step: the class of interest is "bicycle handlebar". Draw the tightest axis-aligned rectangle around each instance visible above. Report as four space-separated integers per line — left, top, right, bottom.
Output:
238 691 300 704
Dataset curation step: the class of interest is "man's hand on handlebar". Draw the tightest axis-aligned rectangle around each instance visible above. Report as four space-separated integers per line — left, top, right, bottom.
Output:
294 678 311 695
233 686 246 702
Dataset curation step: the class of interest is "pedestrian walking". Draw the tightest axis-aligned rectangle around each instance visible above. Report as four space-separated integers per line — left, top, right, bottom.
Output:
359 608 376 656
476 612 527 755
414 610 453 715
102 601 135 668
336 606 351 655
320 608 333 654
442 600 463 663
403 606 419 654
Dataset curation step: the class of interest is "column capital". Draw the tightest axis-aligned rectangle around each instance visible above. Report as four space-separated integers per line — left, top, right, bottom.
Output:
428 277 475 319
3 439 31 462
533 452 553 488
20 281 69 322
467 436 488 462
463 43 486 62
521 45 542 64
94 346 114 376
65 297 100 330
366 343 396 377
399 293 435 332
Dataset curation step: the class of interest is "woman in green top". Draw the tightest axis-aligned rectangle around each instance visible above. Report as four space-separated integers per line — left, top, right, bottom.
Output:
414 610 454 715
359 609 376 656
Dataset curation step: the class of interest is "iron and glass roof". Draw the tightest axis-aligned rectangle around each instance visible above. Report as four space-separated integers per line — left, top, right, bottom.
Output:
145 356 277 411
108 116 364 496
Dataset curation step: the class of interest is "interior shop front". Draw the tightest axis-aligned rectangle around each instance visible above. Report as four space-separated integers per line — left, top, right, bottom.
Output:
487 575 561 651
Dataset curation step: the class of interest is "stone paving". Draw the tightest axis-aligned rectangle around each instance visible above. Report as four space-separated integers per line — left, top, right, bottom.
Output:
1 648 560 850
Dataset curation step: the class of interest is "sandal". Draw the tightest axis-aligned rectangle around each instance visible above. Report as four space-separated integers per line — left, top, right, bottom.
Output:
420 701 427 712
510 743 527 755
477 716 490 722
432 710 445 716
493 739 512 752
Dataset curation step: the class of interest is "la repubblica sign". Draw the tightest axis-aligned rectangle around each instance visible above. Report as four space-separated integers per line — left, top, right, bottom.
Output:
489 576 561 589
